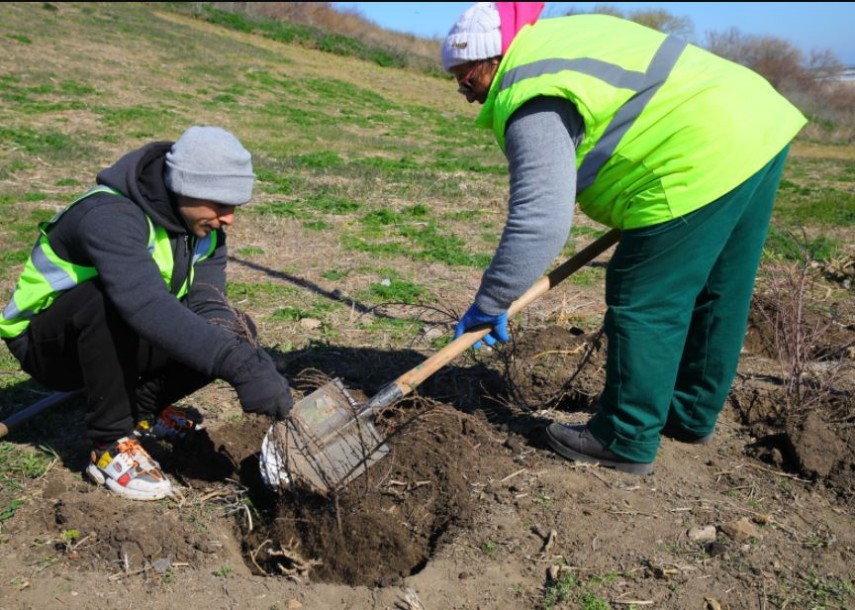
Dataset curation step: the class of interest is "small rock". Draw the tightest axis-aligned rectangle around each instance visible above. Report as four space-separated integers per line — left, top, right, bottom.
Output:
770 448 784 467
152 558 171 574
299 318 322 330
720 517 762 542
704 598 723 610
422 327 444 341
687 525 717 544
752 513 772 525
504 436 525 453
707 541 728 557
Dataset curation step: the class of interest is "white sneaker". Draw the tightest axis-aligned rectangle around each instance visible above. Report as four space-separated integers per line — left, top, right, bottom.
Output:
86 436 173 501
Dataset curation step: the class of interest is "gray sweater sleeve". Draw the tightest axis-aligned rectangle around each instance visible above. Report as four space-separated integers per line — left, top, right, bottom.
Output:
474 96 584 315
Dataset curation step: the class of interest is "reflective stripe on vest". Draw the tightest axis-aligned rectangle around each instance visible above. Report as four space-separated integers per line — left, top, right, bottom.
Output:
480 15 807 229
498 35 687 191
0 187 216 338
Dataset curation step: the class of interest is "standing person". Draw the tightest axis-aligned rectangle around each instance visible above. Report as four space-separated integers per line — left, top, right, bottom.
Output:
443 3 806 474
1 126 293 500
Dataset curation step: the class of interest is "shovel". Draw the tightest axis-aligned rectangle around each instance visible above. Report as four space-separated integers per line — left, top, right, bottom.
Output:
260 228 621 494
0 390 83 440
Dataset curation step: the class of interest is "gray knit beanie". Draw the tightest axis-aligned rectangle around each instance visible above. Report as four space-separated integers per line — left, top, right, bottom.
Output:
164 126 255 205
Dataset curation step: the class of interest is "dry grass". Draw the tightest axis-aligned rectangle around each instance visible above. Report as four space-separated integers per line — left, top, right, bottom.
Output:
208 1 441 70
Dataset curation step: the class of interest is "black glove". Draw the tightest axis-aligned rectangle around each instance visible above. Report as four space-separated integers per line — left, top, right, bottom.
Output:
221 342 294 420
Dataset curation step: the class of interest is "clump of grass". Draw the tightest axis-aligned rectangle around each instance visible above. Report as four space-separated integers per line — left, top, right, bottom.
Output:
190 5 414 71
303 219 331 231
356 316 423 343
542 569 616 610
364 278 427 304
543 571 577 609
0 443 57 525
234 246 265 257
226 282 300 307
765 226 841 263
0 126 75 156
271 300 337 323
346 212 493 268
0 444 54 483
255 168 303 196
322 268 349 281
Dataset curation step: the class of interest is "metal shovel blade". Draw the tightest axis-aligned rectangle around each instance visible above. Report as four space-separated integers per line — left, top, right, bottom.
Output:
260 378 389 494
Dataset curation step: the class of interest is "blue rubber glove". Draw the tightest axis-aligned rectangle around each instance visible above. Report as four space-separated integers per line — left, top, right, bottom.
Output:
454 303 509 350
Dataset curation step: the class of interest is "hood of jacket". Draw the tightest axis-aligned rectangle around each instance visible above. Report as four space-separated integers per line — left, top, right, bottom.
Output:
95 141 187 233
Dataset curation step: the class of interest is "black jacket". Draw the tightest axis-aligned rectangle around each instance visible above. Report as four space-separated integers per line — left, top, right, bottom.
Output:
36 141 244 378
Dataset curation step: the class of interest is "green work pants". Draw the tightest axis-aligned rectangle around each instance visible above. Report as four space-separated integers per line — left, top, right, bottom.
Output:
588 146 790 463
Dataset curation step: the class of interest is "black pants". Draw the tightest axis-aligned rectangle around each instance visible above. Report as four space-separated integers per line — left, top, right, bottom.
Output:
6 280 253 444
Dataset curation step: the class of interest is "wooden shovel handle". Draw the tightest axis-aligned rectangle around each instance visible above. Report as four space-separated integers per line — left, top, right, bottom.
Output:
377 228 620 405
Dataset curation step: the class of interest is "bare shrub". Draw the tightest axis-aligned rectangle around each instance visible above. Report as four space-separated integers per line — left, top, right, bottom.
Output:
624 9 694 39
752 232 853 413
564 4 694 38
705 28 853 143
807 49 845 82
791 81 855 143
706 29 809 90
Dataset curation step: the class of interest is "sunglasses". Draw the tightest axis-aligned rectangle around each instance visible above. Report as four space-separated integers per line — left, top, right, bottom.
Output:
456 63 480 94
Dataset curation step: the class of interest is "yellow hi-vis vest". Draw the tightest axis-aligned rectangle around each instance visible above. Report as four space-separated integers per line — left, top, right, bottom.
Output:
0 186 217 339
478 14 807 229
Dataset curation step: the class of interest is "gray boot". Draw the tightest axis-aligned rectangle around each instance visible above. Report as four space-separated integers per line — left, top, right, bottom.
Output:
661 420 715 445
545 423 654 475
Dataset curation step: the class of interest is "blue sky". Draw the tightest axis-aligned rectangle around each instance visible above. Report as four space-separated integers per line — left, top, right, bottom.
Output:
332 2 855 66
